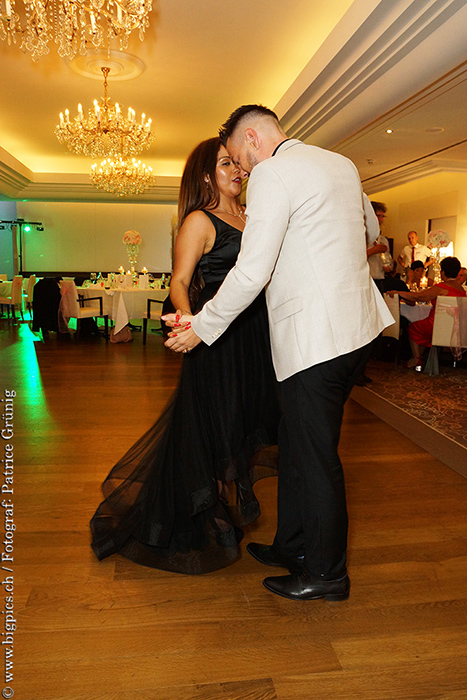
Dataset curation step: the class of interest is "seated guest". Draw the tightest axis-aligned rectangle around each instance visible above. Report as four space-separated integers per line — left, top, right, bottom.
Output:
397 231 433 274
457 266 467 287
388 257 466 370
406 260 435 291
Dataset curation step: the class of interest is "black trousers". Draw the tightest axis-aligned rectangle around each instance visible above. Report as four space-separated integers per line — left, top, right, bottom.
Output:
272 342 372 579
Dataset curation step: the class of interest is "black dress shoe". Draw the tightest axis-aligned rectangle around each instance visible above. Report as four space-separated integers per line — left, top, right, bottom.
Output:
262 571 350 601
246 542 302 569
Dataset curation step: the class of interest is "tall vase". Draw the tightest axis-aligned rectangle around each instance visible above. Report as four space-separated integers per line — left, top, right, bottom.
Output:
432 248 441 284
126 243 139 279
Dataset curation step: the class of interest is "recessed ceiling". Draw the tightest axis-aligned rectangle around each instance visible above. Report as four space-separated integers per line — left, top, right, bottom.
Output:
1 0 467 202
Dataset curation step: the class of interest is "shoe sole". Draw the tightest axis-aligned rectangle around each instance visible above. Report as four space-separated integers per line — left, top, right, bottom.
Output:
262 580 349 601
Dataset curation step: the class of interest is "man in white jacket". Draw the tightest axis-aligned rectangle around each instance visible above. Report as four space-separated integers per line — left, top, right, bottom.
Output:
164 105 393 601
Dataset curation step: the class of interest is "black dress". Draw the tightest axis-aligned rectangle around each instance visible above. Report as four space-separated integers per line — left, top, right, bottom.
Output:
90 211 280 574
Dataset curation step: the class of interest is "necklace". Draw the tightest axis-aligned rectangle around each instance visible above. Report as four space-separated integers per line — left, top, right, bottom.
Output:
215 206 246 223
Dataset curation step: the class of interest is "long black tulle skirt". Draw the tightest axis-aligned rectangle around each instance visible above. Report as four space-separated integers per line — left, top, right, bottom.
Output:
90 285 280 574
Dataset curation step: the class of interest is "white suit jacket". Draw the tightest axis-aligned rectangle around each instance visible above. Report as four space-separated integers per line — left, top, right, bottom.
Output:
192 139 393 382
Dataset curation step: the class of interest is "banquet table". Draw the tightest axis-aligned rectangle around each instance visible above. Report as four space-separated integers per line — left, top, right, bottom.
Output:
400 302 432 323
76 286 169 334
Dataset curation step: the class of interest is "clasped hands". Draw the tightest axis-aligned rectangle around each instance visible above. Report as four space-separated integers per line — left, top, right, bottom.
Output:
162 311 202 353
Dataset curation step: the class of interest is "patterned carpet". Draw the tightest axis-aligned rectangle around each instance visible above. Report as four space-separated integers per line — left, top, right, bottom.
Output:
363 357 467 449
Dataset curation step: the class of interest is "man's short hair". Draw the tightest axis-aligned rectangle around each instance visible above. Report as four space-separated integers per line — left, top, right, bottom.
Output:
370 201 387 214
411 260 424 271
219 105 279 145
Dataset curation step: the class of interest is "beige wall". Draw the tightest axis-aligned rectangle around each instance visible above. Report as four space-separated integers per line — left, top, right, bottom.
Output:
15 200 178 273
370 172 467 268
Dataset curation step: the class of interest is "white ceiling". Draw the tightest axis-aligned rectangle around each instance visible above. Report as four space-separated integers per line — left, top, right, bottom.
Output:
1 0 466 203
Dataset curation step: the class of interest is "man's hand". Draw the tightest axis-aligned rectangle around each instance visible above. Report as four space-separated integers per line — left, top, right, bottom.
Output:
161 311 202 353
165 324 202 353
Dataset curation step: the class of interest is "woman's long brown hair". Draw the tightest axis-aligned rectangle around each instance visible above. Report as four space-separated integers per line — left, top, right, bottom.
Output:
177 137 222 308
177 137 222 230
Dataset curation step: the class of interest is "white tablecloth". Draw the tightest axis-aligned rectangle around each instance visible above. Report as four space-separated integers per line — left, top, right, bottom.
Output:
400 303 432 323
76 287 169 333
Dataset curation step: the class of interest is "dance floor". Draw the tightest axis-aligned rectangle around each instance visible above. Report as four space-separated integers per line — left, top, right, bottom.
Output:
2 319 467 700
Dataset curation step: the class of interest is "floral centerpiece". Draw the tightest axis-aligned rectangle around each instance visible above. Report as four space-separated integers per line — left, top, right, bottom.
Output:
123 230 142 274
427 229 450 249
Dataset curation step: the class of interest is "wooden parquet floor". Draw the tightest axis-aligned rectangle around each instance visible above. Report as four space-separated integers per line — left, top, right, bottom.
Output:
2 318 467 700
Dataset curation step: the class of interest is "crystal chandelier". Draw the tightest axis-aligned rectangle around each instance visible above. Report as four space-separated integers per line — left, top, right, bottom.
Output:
90 156 154 196
55 67 153 158
0 0 152 62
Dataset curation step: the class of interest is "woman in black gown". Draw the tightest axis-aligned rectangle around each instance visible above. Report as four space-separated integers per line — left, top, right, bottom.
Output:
90 137 280 574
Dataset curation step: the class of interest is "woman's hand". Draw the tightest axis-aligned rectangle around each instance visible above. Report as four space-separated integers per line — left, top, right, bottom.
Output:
162 311 192 328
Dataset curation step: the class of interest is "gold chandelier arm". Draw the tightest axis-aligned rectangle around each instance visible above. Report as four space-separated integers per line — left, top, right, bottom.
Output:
0 0 152 60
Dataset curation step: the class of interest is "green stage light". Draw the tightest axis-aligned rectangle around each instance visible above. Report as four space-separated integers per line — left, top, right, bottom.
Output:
23 224 32 232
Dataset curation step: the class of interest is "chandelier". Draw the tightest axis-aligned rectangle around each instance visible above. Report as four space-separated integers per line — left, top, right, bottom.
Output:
0 0 152 62
55 67 154 158
90 156 154 196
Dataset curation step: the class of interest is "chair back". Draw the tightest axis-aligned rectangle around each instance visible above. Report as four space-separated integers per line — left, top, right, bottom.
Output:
382 293 400 339
26 275 37 302
59 279 81 317
10 276 23 304
432 296 467 350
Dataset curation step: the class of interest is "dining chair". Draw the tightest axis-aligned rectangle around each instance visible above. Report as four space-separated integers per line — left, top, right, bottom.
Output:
59 279 109 341
382 293 401 367
142 298 164 344
24 274 37 317
425 296 467 374
0 275 24 321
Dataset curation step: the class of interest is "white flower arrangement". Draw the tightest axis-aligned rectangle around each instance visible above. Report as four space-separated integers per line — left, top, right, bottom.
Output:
427 229 450 249
122 230 142 245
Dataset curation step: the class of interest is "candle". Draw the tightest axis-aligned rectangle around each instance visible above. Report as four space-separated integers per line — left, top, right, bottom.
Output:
141 267 148 274
78 103 83 122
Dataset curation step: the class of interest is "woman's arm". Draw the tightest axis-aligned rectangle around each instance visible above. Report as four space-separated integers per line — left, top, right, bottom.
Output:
169 211 215 315
391 284 446 303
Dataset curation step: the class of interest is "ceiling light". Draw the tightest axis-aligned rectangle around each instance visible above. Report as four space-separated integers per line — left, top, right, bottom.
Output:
386 129 393 134
0 0 152 62
90 157 154 197
55 67 154 159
